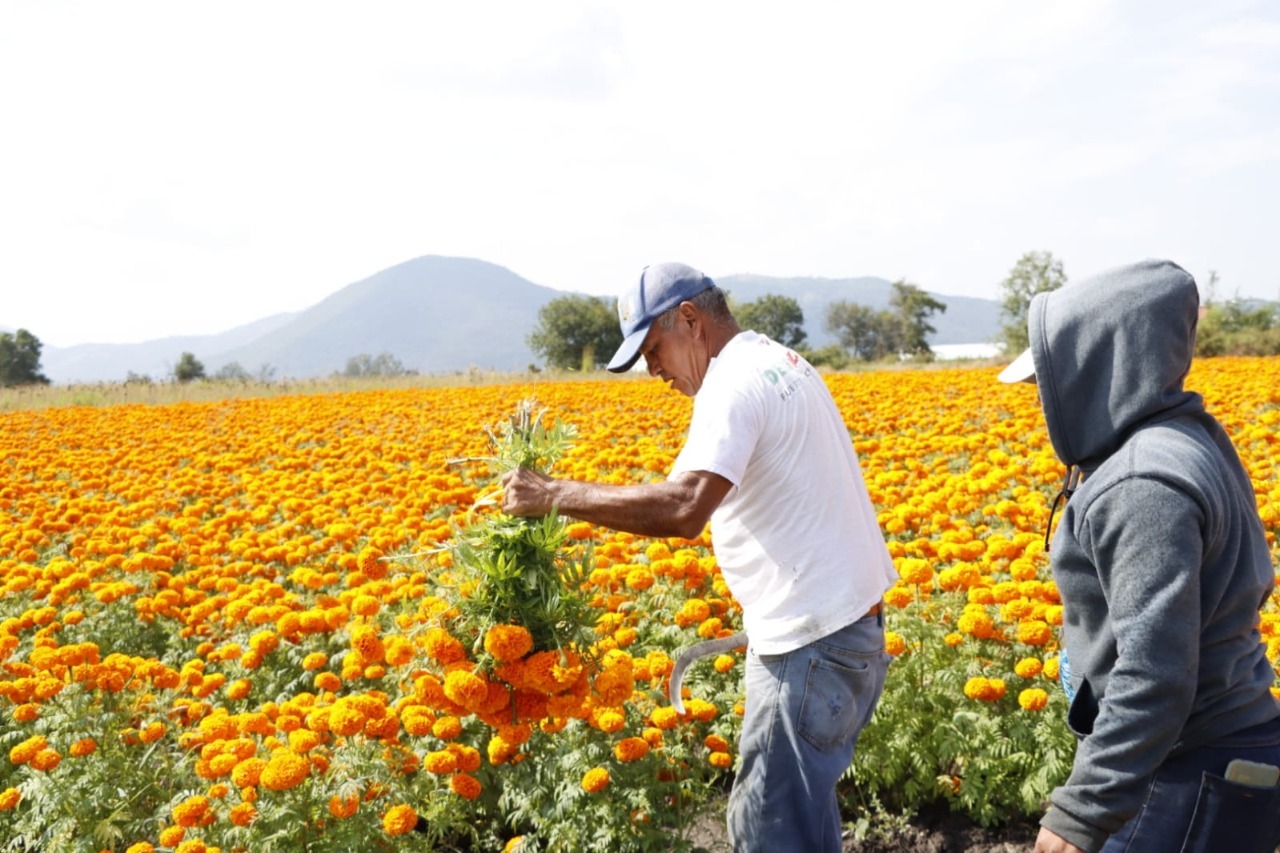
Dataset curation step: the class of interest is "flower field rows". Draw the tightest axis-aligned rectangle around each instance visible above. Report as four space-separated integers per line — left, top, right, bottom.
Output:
0 359 1277 851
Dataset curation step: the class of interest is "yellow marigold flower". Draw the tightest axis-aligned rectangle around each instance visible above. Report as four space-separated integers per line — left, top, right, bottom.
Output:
351 594 381 617
1014 657 1044 679
883 585 913 608
1043 657 1061 681
651 706 680 730
423 749 460 775
884 632 907 656
225 678 252 701
450 772 482 799
261 750 311 791
685 698 718 722
896 558 934 587
382 803 418 836
158 826 185 848
713 653 736 673
591 708 626 733
288 729 323 753
358 547 388 580
709 751 733 768
125 844 155 853
328 705 365 737
962 677 1007 702
675 598 711 628
302 652 328 671
9 734 47 765
944 632 964 647
0 787 20 811
484 624 534 663
314 672 342 693
248 630 279 656
581 767 610 794
174 840 207 853
614 737 650 762
1019 688 1050 712
140 721 167 744
384 635 415 667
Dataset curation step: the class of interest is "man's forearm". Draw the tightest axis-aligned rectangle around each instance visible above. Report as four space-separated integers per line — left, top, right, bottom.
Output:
548 478 708 539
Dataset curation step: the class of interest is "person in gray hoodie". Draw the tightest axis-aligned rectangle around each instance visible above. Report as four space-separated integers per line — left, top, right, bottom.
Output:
997 259 1280 853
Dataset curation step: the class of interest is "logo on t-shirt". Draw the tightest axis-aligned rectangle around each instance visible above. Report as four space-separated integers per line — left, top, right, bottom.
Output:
760 348 813 401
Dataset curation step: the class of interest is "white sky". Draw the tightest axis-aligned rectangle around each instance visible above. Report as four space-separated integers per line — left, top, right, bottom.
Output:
3 1 1278 346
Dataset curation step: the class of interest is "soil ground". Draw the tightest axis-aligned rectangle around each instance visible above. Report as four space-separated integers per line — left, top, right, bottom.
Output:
684 799 1040 853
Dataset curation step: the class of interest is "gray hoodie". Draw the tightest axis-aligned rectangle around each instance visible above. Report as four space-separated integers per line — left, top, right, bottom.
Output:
1027 259 1280 851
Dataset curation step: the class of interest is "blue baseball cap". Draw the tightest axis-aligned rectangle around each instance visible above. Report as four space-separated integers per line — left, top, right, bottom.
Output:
607 262 715 373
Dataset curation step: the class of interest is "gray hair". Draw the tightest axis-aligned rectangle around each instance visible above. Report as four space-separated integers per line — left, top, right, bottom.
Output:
655 285 733 330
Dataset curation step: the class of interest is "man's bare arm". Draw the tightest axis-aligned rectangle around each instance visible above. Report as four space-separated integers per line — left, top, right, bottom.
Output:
501 468 732 540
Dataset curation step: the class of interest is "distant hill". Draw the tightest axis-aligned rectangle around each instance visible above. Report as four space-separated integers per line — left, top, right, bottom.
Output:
717 273 1000 348
34 255 1004 384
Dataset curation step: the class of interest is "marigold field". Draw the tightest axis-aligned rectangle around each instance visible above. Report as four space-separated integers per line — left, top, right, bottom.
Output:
1 359 1278 852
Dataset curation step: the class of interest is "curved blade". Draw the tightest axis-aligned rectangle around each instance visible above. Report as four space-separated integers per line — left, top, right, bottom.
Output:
668 632 748 714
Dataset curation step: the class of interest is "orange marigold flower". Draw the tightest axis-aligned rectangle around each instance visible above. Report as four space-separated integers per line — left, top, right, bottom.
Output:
443 670 488 711
328 793 359 819
704 733 730 753
158 826 185 847
423 749 459 775
0 787 20 811
614 737 650 762
884 632 907 657
709 751 733 768
69 737 98 757
432 715 463 741
1018 688 1050 712
225 678 252 701
581 767 610 794
229 802 257 827
1016 620 1053 647
351 594 381 617
13 703 39 723
651 706 680 730
382 803 418 836
358 547 388 580
1014 657 1044 679
422 627 467 664
261 750 311 791
172 796 211 828
302 652 328 671
9 734 48 765
450 772 482 800
484 624 534 663
30 748 62 772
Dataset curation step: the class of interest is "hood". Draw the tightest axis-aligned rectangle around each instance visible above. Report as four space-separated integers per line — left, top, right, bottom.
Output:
1028 259 1204 469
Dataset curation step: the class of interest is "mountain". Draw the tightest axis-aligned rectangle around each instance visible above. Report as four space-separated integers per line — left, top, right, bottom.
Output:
34 256 1003 384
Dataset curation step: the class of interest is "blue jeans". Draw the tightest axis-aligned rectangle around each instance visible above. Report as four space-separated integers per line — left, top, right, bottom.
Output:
726 611 890 852
1100 716 1280 853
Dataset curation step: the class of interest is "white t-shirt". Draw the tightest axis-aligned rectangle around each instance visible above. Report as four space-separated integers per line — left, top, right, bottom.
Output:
671 331 896 655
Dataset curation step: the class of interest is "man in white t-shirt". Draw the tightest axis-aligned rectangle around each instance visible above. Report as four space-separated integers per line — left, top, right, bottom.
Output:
502 262 896 852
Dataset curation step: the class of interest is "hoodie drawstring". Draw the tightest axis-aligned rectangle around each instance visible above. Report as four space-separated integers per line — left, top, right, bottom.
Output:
1044 466 1081 553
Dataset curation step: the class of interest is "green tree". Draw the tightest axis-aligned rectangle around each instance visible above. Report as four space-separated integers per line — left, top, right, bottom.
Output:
1196 276 1280 356
997 251 1067 354
0 329 50 387
527 295 623 371
341 352 412 378
735 293 808 349
173 352 206 383
889 280 947 358
825 301 903 361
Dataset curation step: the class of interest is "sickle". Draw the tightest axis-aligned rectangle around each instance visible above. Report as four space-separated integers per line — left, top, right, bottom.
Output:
668 632 748 714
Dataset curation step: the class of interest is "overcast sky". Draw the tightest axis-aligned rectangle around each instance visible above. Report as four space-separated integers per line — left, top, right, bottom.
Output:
3 1 1278 346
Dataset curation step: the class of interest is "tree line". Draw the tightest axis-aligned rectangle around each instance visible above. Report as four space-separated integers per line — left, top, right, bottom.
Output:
4 252 1278 387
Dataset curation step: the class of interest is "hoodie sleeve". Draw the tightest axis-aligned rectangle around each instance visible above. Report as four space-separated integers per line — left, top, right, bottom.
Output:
1042 476 1204 851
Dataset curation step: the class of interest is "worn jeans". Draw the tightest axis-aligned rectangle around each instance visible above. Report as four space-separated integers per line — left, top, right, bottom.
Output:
1100 716 1280 853
726 610 891 852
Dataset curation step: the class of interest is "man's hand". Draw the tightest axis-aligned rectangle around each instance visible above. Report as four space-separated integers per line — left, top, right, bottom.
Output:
501 468 558 517
1035 827 1086 853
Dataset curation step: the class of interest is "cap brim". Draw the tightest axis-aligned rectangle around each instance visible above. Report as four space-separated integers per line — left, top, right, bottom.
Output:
607 325 651 373
997 348 1037 384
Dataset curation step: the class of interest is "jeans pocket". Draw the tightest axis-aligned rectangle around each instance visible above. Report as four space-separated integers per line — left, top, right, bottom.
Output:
1180 772 1280 853
798 656 869 752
